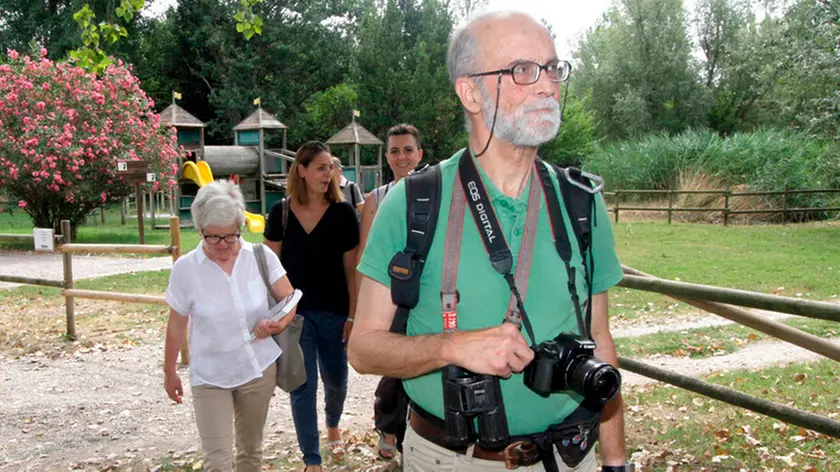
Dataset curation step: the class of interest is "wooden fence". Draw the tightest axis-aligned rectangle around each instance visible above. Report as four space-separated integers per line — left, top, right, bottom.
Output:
0 216 188 363
605 188 840 225
618 265 840 438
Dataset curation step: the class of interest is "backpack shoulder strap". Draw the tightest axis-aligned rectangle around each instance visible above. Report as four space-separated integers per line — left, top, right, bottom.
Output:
553 164 594 255
349 182 359 206
536 160 599 336
388 164 442 334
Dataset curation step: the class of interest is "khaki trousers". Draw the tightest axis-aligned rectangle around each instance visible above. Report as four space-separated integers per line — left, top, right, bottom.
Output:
402 424 597 472
191 364 276 472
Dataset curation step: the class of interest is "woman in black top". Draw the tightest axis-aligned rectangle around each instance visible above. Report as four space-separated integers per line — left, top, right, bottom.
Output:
264 141 359 472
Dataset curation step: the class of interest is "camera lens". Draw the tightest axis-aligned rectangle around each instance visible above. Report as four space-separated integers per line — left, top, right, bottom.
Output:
566 356 621 405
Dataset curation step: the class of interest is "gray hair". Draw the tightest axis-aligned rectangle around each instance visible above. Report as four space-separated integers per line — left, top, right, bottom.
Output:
331 156 342 170
447 19 481 85
190 179 245 231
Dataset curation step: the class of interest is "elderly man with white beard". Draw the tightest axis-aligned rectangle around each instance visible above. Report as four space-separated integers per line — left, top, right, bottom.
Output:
349 10 631 472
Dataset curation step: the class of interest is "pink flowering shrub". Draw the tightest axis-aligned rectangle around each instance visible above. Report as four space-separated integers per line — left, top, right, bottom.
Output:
0 48 181 234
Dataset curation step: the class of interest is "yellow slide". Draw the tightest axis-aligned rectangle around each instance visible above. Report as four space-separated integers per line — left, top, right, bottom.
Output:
182 161 266 233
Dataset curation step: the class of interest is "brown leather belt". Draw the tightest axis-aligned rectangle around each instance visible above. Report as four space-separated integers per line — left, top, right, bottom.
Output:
408 408 540 469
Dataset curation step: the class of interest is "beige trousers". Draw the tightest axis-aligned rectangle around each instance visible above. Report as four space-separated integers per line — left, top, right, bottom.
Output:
191 364 276 472
402 424 597 472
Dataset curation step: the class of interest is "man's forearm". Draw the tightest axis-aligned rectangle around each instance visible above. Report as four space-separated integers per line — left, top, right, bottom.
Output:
594 335 627 464
349 329 451 378
598 392 627 465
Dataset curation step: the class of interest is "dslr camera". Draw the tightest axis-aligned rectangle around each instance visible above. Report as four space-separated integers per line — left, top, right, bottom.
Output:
524 332 621 406
441 364 510 451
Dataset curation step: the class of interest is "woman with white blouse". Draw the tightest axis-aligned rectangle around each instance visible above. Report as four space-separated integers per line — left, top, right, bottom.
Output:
163 180 297 472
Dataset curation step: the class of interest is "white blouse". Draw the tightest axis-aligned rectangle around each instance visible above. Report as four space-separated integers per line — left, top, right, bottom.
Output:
165 241 285 388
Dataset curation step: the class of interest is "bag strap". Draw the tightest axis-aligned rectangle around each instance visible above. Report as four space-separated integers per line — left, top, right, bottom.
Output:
554 164 594 255
253 244 277 308
553 164 598 333
349 182 359 206
535 160 597 337
388 164 442 334
280 197 290 258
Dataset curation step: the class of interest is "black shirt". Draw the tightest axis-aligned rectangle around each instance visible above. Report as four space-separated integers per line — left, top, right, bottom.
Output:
264 200 359 316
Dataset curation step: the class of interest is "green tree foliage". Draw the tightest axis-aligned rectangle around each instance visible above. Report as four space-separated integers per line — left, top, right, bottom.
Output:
296 83 360 144
763 0 840 141
540 88 596 167
0 0 148 61
573 0 709 139
134 0 360 145
694 0 776 134
352 0 462 163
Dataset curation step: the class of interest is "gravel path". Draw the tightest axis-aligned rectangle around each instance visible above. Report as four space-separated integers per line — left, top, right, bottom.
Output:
0 250 172 290
0 342 381 471
2 328 834 471
1 250 835 470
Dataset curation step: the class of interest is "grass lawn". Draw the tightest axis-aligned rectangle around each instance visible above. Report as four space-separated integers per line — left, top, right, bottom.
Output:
0 206 265 252
610 220 840 320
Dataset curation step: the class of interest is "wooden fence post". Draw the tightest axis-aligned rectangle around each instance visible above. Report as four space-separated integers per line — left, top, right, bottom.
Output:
60 220 76 340
100 207 106 224
614 190 621 223
136 183 145 244
723 190 730 227
150 192 157 230
782 186 788 225
667 190 673 225
169 216 189 366
120 198 127 225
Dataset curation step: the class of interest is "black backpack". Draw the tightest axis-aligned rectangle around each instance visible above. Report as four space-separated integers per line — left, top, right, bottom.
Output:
387 159 600 335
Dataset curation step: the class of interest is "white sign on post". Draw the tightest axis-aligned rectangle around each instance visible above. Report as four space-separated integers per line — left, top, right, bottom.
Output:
33 228 55 252
146 173 156 182
117 162 128 172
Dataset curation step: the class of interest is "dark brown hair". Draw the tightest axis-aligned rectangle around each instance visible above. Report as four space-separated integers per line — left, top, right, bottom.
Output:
387 123 422 149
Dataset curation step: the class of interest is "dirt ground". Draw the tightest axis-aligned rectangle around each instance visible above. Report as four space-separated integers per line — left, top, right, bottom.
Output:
2 294 836 472
1 249 836 471
0 328 381 472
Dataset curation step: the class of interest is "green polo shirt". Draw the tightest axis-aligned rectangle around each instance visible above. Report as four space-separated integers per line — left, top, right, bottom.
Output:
357 149 623 435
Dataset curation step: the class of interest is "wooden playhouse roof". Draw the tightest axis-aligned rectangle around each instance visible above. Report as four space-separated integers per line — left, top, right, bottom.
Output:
234 108 288 131
159 104 205 128
326 120 383 146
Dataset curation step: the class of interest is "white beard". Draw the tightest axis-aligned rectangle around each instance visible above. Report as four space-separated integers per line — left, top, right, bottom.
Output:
477 80 561 147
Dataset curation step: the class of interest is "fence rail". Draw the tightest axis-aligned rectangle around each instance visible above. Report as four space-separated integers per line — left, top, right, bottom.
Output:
604 187 840 224
620 265 840 439
0 217 188 364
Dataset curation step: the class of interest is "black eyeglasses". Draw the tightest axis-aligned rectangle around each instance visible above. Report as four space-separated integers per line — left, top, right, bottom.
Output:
202 232 241 244
467 60 572 85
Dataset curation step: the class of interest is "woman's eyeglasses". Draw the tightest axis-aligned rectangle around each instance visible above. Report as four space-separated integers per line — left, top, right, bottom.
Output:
202 232 241 244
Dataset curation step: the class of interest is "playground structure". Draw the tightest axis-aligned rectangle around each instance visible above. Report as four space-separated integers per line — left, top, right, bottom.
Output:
326 115 384 192
160 103 290 229
181 161 265 233
160 103 385 233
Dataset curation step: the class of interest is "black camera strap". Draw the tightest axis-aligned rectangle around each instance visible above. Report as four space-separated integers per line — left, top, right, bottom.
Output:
535 162 591 337
441 151 540 345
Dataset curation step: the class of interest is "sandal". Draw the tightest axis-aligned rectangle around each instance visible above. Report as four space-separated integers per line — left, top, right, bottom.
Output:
326 439 344 457
377 431 397 460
